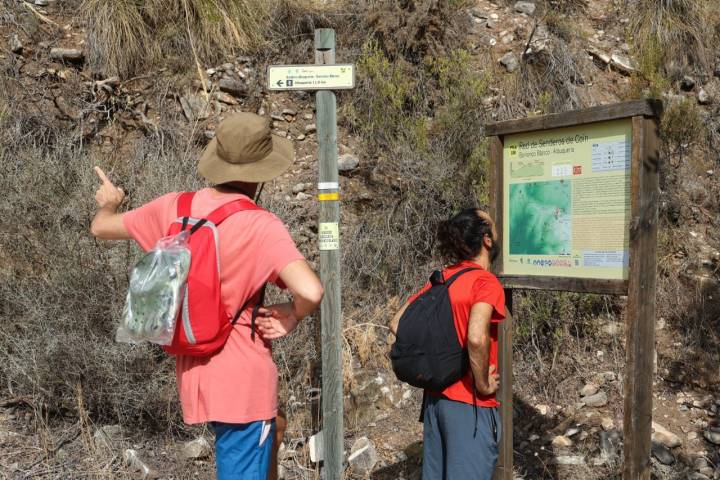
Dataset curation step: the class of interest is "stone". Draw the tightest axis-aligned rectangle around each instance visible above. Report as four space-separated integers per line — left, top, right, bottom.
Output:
554 455 585 465
182 437 211 459
309 431 323 463
565 427 580 437
514 1 536 16
688 474 711 480
338 154 359 172
271 113 285 122
581 391 608 407
94 425 123 451
218 78 247 97
470 7 487 19
123 449 159 479
214 91 238 105
610 53 638 75
50 48 84 62
580 383 599 397
552 435 573 448
698 88 711 105
652 422 682 448
587 46 611 65
500 53 519 73
282 108 297 117
303 113 313 121
297 134 306 141
35 0 49 5
179 93 209 122
292 183 306 194
304 124 316 134
9 34 22 54
704 427 720 445
600 430 621 461
681 76 696 91
601 417 614 430
536 404 550 415
714 63 720 78
348 437 378 475
651 441 675 465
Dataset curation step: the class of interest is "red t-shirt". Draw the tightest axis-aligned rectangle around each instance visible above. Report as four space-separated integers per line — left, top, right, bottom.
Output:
407 260 505 407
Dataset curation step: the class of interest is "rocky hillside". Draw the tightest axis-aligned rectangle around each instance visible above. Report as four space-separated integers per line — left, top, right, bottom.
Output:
1 0 719 479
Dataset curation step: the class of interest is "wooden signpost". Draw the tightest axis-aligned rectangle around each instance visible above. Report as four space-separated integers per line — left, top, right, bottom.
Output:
486 99 662 480
268 28 353 480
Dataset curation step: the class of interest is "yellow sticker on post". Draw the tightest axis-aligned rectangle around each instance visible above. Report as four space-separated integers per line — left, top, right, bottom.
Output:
319 222 340 251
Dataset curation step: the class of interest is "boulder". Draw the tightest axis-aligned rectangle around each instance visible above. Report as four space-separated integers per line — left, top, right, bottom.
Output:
514 1 536 15
179 93 209 122
218 78 247 97
182 437 211 459
581 391 608 407
580 383 599 397
500 53 519 73
651 441 675 465
348 436 378 475
338 154 359 172
652 422 681 448
50 48 84 62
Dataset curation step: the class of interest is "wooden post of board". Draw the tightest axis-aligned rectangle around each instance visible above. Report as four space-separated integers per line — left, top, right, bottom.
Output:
490 135 514 480
315 28 344 480
622 116 660 480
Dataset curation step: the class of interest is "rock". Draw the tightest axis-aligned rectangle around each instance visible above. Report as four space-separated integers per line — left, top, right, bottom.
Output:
704 427 720 445
470 7 487 19
214 92 238 105
182 437 211 459
581 391 608 407
552 435 573 448
698 88 711 105
652 422 682 448
688 474 711 480
348 437 377 475
9 34 22 54
296 192 310 201
218 78 247 97
304 124 316 134
179 93 209 122
94 425 123 451
123 449 158 479
309 431 323 463
565 427 580 437
282 108 297 117
50 48 84 62
297 134 306 141
500 53 519 73
587 46 611 65
35 0 49 6
271 113 285 122
651 441 675 465
681 76 696 91
610 54 638 75
601 417 614 430
554 455 585 465
292 183 306 194
514 1 536 15
338 154 359 172
600 430 621 461
580 383 599 397
536 404 550 415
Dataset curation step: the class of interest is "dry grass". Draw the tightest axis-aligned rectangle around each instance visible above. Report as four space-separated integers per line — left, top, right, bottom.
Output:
82 0 343 78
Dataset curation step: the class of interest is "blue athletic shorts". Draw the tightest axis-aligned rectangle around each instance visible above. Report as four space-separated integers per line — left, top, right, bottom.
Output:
422 395 501 480
212 419 276 480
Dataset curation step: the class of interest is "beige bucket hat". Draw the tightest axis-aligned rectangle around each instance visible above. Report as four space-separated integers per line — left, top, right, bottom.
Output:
198 112 294 184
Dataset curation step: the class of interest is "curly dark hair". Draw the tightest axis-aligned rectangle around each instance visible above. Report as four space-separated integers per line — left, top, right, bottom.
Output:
437 208 493 265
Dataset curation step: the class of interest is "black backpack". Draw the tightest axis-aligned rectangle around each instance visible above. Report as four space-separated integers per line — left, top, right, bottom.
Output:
390 268 479 391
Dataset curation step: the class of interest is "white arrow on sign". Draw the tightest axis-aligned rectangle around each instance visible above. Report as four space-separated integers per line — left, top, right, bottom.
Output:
267 64 355 91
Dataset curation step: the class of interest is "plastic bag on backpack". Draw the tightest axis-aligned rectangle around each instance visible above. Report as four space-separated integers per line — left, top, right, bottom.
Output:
116 231 191 345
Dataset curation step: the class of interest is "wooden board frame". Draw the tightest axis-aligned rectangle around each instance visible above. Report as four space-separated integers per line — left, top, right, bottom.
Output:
488 100 662 480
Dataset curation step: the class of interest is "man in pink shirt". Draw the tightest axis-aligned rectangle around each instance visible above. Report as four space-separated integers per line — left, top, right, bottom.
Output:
90 112 324 479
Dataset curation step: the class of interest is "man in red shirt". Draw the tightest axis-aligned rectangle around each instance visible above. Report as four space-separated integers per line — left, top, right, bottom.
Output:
391 209 505 480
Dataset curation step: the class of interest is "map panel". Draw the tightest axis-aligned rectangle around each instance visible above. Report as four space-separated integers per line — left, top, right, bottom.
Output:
502 119 632 280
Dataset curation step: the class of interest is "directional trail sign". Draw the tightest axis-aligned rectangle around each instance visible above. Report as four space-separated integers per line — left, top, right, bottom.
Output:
267 64 355 91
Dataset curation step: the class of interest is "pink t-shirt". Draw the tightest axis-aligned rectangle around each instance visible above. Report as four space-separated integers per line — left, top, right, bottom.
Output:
122 188 305 424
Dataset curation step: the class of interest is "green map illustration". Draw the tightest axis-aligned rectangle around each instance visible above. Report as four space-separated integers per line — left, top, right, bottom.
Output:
509 180 572 255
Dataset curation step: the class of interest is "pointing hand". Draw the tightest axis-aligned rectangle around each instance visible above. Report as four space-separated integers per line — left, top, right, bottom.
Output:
94 166 125 209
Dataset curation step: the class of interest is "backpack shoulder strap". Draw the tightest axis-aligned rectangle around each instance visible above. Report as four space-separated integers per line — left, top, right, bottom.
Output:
443 267 481 287
207 198 264 226
177 192 196 217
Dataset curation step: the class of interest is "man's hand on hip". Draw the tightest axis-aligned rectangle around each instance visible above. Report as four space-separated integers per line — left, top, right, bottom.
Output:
255 302 300 340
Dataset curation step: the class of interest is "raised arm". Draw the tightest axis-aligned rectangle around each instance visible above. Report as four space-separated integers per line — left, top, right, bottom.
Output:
255 260 324 340
90 166 130 240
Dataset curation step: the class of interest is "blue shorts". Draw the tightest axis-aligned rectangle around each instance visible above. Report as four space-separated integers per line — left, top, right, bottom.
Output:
212 419 276 480
422 396 501 480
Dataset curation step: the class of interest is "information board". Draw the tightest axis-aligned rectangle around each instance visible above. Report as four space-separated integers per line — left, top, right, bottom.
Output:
502 118 632 280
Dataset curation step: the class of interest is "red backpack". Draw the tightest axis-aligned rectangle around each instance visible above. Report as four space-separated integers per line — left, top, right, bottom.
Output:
162 191 263 356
